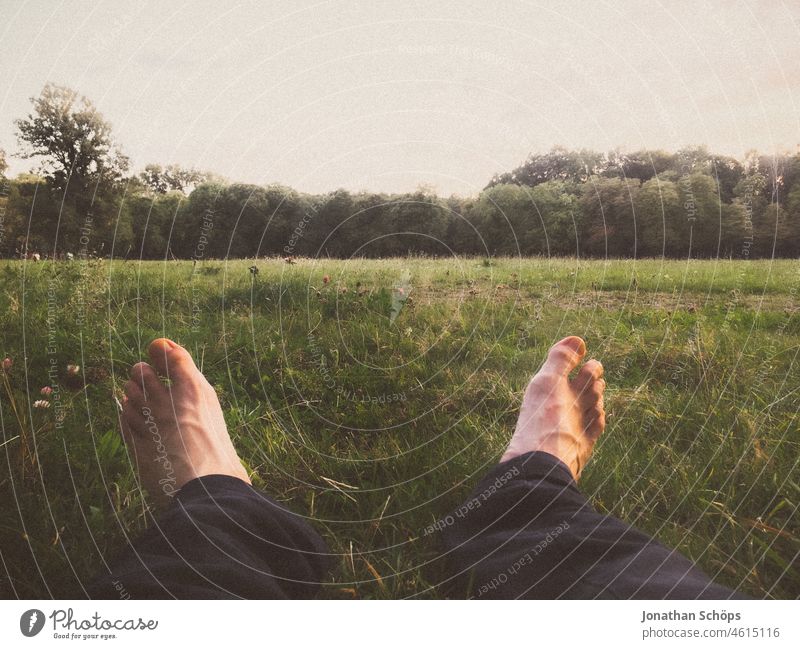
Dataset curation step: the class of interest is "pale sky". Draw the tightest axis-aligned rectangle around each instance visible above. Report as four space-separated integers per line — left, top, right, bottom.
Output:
1 0 799 196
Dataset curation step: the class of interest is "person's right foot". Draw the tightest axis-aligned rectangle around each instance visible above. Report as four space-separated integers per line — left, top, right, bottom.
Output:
501 336 606 480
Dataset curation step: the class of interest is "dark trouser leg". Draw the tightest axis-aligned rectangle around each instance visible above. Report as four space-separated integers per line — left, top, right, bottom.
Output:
89 475 329 599
440 452 741 599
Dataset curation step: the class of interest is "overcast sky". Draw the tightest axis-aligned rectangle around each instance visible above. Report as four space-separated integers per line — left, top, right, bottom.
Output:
1 0 798 196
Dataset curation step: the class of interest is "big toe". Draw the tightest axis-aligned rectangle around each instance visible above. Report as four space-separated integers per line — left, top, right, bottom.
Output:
541 336 586 377
148 338 197 382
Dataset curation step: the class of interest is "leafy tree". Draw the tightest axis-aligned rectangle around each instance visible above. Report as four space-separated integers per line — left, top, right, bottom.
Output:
14 84 129 252
5 174 62 255
603 149 675 182
745 198 797 259
488 146 603 188
677 172 745 258
256 184 308 257
15 84 128 192
634 178 683 257
443 194 478 254
123 192 183 259
170 181 226 258
385 190 449 256
469 184 534 255
708 155 744 203
139 163 210 194
528 181 581 256
343 193 392 257
306 190 355 257
580 177 640 257
674 146 711 175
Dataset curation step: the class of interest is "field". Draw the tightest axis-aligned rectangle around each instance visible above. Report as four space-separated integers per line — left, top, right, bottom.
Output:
0 256 798 599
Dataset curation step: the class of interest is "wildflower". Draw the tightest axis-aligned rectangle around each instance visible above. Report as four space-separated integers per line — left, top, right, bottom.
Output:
323 275 330 284
66 364 80 375
33 399 50 409
2 357 11 371
40 386 53 395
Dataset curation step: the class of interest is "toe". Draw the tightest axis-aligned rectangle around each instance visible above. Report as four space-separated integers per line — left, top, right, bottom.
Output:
582 379 605 412
585 410 606 439
148 338 196 382
119 409 139 445
573 359 604 397
123 379 144 406
585 394 604 418
541 336 586 377
130 362 163 400
582 378 605 404
121 397 146 442
118 411 132 443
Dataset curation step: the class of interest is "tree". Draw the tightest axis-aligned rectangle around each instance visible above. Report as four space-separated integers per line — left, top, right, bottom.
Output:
781 184 800 258
123 192 183 259
15 84 128 193
528 181 581 256
603 149 676 182
305 190 355 257
708 155 744 203
488 146 603 189
0 148 7 177
139 163 209 194
170 181 227 258
753 203 795 257
469 184 533 255
14 84 129 252
635 178 686 257
580 177 640 257
5 174 61 255
384 190 449 256
679 172 737 258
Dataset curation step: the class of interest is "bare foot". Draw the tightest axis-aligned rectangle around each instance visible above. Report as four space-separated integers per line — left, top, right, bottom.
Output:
501 336 606 480
120 338 250 505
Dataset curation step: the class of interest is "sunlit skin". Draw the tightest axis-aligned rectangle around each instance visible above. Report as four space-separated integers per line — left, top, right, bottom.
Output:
120 336 604 504
120 338 249 505
501 336 605 480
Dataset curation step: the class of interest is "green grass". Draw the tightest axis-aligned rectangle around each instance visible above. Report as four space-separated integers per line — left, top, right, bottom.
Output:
1 257 798 598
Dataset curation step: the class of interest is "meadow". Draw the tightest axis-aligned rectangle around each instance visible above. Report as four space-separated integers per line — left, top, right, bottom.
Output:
0 256 798 599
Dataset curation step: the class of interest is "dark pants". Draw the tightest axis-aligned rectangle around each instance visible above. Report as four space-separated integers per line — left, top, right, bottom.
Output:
89 453 739 599
88 476 330 599
438 452 740 599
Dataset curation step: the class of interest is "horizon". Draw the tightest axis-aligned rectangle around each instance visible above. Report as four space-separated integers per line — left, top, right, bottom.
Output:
2 0 799 197
4 141 794 199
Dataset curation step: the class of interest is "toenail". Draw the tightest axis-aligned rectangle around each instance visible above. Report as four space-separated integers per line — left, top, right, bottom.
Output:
560 336 586 355
152 338 176 352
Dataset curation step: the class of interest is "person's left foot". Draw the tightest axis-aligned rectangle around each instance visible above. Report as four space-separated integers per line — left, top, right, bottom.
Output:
120 338 250 505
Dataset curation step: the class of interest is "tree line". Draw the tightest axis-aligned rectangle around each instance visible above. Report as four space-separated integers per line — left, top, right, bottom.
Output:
1 84 798 260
